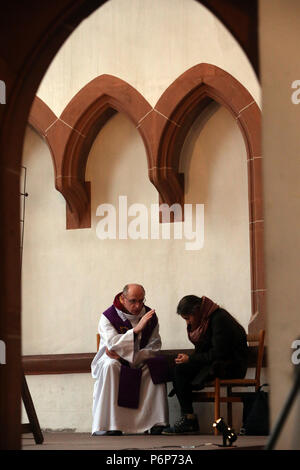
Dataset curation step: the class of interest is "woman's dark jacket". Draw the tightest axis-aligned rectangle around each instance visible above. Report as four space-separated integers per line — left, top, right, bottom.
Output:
189 308 248 389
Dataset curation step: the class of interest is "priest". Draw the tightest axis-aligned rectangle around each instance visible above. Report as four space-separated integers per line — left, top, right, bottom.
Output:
91 284 169 436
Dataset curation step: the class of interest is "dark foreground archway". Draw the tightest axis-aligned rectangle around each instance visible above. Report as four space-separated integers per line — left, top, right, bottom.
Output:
0 0 258 449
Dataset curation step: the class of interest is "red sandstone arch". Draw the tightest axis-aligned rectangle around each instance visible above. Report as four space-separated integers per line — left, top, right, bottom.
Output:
28 96 58 169
29 75 152 228
29 65 263 334
147 63 263 333
140 63 261 211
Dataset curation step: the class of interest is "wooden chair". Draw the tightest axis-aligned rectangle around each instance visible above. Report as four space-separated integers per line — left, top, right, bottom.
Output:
192 329 265 435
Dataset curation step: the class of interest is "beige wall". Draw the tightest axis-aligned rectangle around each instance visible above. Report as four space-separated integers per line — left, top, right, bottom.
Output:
37 0 260 115
260 0 300 450
22 0 260 431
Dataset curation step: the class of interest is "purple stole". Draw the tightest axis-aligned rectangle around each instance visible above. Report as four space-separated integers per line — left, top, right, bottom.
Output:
103 305 170 409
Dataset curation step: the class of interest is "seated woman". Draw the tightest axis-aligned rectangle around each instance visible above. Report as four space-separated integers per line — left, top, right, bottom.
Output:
163 295 248 434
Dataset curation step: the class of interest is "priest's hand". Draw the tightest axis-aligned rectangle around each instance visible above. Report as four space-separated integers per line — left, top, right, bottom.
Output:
105 347 121 360
133 309 155 334
175 353 190 364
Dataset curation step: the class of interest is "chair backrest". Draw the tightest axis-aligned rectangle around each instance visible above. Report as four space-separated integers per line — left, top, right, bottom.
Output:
247 329 265 390
96 333 100 351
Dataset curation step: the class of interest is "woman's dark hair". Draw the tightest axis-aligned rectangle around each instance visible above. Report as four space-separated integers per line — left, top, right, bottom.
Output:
176 295 203 316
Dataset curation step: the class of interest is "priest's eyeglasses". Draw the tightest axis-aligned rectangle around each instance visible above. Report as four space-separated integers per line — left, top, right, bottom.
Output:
123 296 145 305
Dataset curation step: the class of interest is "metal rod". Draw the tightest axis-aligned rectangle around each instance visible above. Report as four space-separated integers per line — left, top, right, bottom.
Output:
20 166 28 270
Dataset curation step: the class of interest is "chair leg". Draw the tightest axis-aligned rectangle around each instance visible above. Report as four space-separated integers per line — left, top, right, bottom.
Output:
227 402 232 428
227 386 232 427
214 378 220 435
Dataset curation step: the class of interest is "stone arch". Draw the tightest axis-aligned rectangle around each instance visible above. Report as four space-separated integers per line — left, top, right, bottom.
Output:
28 95 58 170
29 75 152 228
28 65 264 333
143 63 263 332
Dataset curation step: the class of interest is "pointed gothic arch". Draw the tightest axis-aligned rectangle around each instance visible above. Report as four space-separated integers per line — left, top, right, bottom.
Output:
29 64 264 334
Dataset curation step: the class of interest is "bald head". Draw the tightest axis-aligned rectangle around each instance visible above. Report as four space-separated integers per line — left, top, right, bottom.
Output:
123 284 145 297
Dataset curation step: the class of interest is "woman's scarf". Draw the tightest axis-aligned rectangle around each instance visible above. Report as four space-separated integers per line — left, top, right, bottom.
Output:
188 296 219 345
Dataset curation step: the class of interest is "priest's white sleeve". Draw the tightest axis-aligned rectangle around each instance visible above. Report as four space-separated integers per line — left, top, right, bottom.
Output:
99 314 135 364
133 322 162 367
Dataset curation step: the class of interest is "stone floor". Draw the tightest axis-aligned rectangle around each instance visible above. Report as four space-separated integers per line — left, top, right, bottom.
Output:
22 431 268 451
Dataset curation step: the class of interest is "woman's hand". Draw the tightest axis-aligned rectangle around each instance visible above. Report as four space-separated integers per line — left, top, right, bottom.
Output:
133 309 156 334
175 353 190 364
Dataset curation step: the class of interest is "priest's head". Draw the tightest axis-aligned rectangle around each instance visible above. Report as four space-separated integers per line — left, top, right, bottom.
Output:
120 283 146 315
